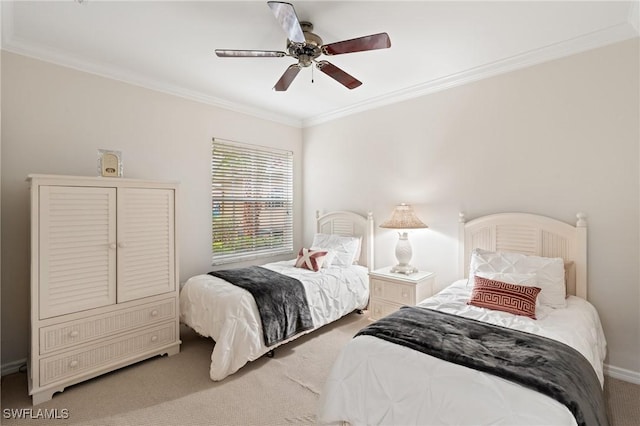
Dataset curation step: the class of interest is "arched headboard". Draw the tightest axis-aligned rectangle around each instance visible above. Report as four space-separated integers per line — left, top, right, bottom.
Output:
459 212 588 299
316 210 375 271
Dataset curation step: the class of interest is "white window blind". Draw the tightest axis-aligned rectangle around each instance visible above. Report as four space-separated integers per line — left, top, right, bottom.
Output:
211 139 293 265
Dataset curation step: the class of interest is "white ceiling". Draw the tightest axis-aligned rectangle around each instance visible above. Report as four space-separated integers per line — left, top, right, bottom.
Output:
2 1 638 127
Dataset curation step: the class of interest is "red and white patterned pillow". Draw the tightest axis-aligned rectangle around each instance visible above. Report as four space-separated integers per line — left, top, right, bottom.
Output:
295 248 328 272
468 275 542 319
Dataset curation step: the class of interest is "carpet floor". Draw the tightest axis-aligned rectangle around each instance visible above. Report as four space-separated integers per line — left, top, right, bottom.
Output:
1 311 638 425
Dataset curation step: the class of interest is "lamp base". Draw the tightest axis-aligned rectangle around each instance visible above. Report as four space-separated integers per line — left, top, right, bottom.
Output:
390 264 419 275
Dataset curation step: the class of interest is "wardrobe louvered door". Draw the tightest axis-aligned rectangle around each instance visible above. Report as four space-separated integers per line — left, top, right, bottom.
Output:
29 175 180 405
38 186 117 319
117 188 175 302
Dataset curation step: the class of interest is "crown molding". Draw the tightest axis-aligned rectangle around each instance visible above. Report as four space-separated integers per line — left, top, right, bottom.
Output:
302 21 639 128
2 38 303 128
0 0 303 129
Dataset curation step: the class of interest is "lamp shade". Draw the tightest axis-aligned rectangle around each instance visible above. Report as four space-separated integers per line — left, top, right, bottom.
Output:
379 203 428 229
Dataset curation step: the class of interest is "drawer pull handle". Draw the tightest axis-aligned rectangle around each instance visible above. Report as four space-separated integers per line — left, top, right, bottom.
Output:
69 360 79 368
109 243 117 250
151 335 158 342
69 330 79 338
150 310 159 317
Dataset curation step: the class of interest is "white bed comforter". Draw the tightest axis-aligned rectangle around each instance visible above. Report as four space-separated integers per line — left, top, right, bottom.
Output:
180 260 369 381
318 279 607 426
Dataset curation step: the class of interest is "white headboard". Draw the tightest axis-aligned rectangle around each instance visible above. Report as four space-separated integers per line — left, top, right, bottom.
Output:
459 212 588 299
316 210 375 270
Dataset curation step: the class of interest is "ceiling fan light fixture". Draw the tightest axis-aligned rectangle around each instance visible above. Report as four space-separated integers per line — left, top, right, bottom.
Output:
298 54 313 67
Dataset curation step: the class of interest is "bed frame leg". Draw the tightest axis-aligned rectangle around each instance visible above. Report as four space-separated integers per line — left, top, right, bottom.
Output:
266 350 274 358
356 309 364 315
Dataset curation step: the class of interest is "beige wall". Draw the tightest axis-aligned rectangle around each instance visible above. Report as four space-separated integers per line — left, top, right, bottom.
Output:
0 51 303 369
302 39 640 378
2 39 639 381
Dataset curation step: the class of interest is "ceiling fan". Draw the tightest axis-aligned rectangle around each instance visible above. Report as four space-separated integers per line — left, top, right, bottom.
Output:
215 1 391 91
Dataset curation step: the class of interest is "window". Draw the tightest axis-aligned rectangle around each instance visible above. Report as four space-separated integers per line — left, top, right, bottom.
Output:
211 139 293 265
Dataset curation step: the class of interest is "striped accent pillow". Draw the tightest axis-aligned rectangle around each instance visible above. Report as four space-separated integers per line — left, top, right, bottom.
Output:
468 276 541 319
295 248 328 272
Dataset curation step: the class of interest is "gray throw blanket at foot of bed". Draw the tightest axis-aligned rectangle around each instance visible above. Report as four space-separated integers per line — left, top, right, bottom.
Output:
356 306 608 426
209 266 314 347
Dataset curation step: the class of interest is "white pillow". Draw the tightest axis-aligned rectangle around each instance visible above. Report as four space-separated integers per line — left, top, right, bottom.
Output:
475 272 537 286
474 272 540 306
352 236 363 265
311 233 360 267
469 248 566 308
310 247 337 268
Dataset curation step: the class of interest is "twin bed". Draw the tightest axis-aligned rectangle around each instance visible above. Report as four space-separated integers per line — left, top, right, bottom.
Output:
179 210 607 426
180 210 374 380
318 212 607 426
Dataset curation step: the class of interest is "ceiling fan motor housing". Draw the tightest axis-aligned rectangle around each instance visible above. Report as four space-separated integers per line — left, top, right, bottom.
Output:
287 21 322 67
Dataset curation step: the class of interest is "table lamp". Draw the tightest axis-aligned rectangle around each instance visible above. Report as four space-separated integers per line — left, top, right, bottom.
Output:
379 203 428 274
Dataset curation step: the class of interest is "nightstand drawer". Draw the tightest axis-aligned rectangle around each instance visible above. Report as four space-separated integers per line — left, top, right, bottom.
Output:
369 300 403 320
371 278 415 305
368 268 436 322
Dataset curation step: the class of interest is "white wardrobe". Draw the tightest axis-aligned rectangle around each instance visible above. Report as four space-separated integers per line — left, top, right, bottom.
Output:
28 174 181 405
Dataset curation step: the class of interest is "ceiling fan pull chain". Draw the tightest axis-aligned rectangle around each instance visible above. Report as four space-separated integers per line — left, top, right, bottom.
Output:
311 65 314 84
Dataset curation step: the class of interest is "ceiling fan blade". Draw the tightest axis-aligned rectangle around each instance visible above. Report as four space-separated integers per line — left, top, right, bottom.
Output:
316 61 362 90
274 64 301 91
321 32 391 56
215 49 286 58
267 1 305 44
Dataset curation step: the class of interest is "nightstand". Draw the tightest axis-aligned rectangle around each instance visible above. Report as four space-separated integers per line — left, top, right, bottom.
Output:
368 267 436 320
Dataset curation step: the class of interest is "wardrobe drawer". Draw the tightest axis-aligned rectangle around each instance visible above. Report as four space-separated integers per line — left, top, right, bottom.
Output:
39 298 176 355
40 322 176 386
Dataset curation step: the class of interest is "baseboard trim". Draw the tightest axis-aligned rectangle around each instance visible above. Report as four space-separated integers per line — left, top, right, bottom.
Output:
1 358 27 377
605 363 640 385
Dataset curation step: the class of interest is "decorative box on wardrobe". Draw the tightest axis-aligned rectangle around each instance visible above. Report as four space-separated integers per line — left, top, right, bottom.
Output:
27 174 181 405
